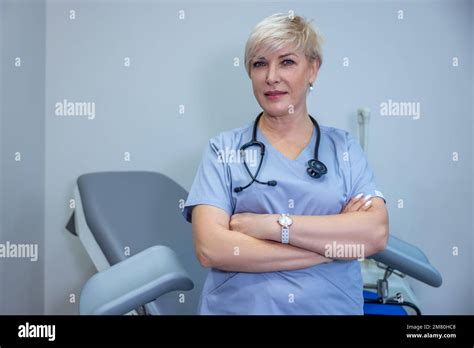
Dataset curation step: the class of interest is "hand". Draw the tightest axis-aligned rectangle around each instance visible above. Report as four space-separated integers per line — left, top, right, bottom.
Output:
340 193 373 214
229 213 276 240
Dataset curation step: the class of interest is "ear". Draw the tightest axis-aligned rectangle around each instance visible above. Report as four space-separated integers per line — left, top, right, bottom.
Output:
309 57 320 84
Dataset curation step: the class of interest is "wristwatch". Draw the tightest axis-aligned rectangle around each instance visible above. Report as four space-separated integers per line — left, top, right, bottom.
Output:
278 214 293 244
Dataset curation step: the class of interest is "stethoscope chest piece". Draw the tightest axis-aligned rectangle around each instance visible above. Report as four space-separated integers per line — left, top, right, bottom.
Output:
307 159 327 178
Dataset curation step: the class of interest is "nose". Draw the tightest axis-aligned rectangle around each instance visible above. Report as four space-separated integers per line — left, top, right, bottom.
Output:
265 62 279 85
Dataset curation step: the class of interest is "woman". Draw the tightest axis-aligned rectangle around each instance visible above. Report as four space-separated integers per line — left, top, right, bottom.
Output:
182 13 389 315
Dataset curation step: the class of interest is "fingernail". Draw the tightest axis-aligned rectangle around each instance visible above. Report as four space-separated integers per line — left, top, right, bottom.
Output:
364 200 372 207
364 194 372 201
355 193 364 200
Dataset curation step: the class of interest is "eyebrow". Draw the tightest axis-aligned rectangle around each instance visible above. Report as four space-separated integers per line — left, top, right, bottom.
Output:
255 53 297 60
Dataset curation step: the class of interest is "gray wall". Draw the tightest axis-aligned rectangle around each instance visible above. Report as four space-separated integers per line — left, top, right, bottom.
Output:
0 0 3 314
0 0 45 314
0 0 2 314
471 0 474 317
1 0 472 314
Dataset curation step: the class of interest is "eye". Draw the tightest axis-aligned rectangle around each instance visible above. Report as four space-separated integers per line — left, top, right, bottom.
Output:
282 59 295 66
253 61 266 68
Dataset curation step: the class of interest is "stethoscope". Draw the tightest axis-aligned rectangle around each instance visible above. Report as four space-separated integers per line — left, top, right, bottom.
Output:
234 111 328 193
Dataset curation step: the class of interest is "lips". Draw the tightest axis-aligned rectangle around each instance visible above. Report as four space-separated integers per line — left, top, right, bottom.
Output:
264 91 287 96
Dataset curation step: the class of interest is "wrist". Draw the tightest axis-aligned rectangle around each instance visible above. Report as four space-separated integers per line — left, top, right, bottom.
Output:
266 214 281 241
277 213 293 244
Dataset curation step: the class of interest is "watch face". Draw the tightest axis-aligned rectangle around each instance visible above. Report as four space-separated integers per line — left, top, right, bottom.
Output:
279 215 292 226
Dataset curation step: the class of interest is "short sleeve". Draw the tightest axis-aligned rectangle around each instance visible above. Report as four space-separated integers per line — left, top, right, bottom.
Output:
182 138 234 223
346 132 386 204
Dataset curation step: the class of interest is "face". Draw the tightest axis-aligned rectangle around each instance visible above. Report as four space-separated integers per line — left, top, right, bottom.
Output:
249 45 319 118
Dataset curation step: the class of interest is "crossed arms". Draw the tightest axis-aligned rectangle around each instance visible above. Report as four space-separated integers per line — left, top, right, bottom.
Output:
191 195 389 273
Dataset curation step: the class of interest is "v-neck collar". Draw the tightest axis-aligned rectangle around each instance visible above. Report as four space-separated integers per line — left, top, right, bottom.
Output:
256 125 317 165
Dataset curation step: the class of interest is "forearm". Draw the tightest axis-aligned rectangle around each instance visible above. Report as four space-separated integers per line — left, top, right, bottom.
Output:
290 212 386 259
232 205 388 260
283 211 388 259
197 225 331 272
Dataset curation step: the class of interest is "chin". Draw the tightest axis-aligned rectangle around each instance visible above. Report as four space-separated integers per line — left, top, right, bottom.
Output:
262 105 292 117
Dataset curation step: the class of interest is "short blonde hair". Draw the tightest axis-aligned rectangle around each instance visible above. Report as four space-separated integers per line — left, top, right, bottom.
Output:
244 13 324 78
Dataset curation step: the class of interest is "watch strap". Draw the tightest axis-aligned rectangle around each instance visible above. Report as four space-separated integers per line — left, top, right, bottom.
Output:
281 226 289 244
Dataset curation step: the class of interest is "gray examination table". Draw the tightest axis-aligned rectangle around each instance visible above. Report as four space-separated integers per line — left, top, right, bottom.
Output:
66 171 442 315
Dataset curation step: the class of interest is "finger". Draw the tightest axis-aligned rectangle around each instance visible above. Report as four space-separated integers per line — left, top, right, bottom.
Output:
342 193 364 212
352 194 373 211
360 199 373 211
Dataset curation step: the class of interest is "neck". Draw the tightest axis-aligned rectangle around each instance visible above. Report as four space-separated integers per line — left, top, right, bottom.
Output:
260 109 313 139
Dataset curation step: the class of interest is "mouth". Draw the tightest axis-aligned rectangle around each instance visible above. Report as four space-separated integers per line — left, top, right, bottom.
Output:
264 91 288 100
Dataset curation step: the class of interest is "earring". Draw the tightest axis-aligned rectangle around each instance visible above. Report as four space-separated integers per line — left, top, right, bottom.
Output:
309 82 314 91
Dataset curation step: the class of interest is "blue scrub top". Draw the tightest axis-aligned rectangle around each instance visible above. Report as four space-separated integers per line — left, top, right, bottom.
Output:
182 119 386 315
